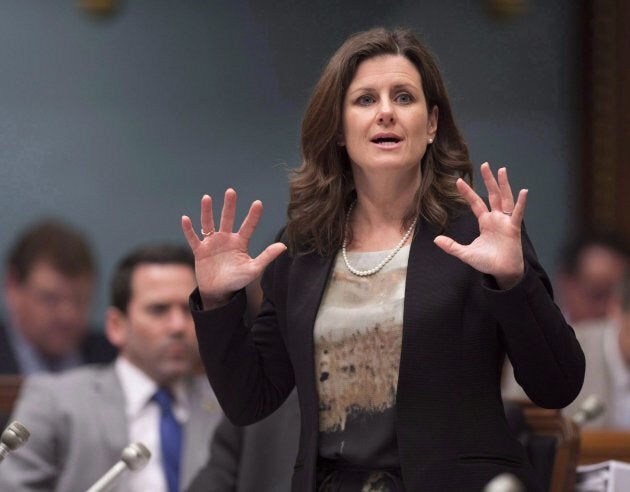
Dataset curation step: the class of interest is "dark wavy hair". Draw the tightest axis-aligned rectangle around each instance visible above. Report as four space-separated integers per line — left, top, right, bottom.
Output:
286 27 472 256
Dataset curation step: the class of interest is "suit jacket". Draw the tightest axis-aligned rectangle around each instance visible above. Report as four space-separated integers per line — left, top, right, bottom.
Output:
186 389 300 492
192 210 585 491
0 363 223 491
0 320 117 374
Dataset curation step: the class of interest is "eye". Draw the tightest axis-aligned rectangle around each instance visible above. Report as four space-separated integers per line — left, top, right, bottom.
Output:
147 304 169 316
395 93 414 104
356 94 375 106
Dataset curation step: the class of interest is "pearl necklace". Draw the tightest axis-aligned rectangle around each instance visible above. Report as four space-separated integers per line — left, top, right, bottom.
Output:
342 201 417 277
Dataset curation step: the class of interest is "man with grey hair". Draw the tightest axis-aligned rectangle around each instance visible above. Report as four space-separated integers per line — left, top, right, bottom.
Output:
563 267 630 427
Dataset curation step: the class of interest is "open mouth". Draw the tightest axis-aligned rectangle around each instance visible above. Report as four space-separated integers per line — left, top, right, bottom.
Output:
371 135 402 145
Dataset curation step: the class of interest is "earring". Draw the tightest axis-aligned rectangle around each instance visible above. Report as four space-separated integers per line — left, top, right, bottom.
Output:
428 138 433 144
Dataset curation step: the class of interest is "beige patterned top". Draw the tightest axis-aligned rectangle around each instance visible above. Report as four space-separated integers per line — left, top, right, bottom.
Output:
314 245 408 473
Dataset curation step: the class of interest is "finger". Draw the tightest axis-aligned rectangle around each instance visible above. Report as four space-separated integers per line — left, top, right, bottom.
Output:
497 167 515 213
238 200 263 240
433 235 466 260
219 188 237 233
511 189 528 224
200 195 215 236
252 242 288 272
181 215 201 250
480 162 502 211
455 178 488 219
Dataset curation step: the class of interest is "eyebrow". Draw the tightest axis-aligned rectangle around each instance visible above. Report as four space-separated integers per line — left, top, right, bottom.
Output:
347 83 419 96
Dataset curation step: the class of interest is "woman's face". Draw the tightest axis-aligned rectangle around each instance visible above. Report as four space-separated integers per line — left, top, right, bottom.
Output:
341 54 438 181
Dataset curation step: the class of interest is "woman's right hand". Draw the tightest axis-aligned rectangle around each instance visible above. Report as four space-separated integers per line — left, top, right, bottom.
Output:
181 188 287 310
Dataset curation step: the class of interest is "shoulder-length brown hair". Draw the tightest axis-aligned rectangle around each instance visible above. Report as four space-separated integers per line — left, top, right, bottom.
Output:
286 27 472 256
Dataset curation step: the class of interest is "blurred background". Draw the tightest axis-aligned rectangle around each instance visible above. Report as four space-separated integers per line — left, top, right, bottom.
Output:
0 0 627 325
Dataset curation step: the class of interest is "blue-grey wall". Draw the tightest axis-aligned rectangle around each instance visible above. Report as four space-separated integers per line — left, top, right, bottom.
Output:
0 0 580 324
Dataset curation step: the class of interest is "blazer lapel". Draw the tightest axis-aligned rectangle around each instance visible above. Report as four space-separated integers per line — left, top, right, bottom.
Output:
181 376 223 489
91 366 129 459
287 253 334 326
285 252 335 448
397 217 474 463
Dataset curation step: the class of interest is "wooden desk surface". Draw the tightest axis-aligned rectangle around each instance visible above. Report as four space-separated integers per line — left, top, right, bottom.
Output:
579 429 630 465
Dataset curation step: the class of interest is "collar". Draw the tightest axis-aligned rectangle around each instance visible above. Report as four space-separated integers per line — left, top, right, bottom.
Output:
5 321 81 374
115 357 190 423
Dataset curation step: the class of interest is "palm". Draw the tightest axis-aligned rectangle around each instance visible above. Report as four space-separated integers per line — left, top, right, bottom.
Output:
194 234 259 292
181 189 287 308
434 163 526 289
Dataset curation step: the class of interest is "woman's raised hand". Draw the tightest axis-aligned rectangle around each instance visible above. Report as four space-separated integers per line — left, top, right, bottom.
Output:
433 163 527 289
181 188 287 309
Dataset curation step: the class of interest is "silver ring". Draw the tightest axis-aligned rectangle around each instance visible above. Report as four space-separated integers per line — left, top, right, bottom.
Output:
502 211 512 216
201 228 215 237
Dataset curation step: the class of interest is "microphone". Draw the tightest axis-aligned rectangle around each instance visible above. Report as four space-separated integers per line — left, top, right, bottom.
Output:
0 421 30 463
483 472 525 492
85 442 151 492
571 394 605 426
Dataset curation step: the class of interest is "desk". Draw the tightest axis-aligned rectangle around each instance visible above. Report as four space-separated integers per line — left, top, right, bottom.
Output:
579 430 630 465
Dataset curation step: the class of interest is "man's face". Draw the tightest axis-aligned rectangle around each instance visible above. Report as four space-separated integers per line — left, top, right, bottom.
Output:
106 263 198 386
562 246 628 324
5 261 93 358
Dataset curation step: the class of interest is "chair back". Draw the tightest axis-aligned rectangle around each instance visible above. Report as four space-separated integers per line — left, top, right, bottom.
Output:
507 399 581 492
0 375 23 431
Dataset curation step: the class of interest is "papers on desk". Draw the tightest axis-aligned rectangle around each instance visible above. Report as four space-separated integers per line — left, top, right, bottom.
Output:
575 460 630 492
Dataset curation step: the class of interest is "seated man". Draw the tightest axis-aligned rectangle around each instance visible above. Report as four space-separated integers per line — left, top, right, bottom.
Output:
563 268 630 427
502 231 629 413
0 244 223 492
555 230 629 326
0 218 115 374
505 267 630 428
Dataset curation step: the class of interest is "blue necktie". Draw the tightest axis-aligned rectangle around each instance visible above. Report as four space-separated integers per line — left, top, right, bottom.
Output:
153 388 182 492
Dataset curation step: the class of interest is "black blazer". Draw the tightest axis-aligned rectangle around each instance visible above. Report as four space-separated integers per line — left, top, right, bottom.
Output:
193 210 585 491
0 321 117 374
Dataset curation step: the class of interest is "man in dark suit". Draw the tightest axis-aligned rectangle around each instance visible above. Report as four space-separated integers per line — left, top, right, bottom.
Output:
0 218 115 374
187 389 300 492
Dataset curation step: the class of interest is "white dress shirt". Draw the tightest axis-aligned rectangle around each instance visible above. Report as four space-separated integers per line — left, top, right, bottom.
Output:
115 357 190 492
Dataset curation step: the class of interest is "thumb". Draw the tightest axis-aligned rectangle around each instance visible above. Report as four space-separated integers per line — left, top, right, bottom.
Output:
433 235 465 259
252 242 287 271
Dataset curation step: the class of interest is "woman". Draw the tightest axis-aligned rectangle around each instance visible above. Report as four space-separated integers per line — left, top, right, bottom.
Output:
182 27 584 491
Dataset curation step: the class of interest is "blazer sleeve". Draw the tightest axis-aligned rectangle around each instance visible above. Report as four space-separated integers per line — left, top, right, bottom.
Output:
487 229 585 408
191 256 295 426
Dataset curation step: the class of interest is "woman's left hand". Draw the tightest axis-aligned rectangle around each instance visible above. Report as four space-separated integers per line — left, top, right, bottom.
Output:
433 162 527 289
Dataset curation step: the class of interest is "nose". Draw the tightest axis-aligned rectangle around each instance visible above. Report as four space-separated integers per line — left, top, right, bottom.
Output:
377 100 395 125
55 297 88 325
167 306 191 335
